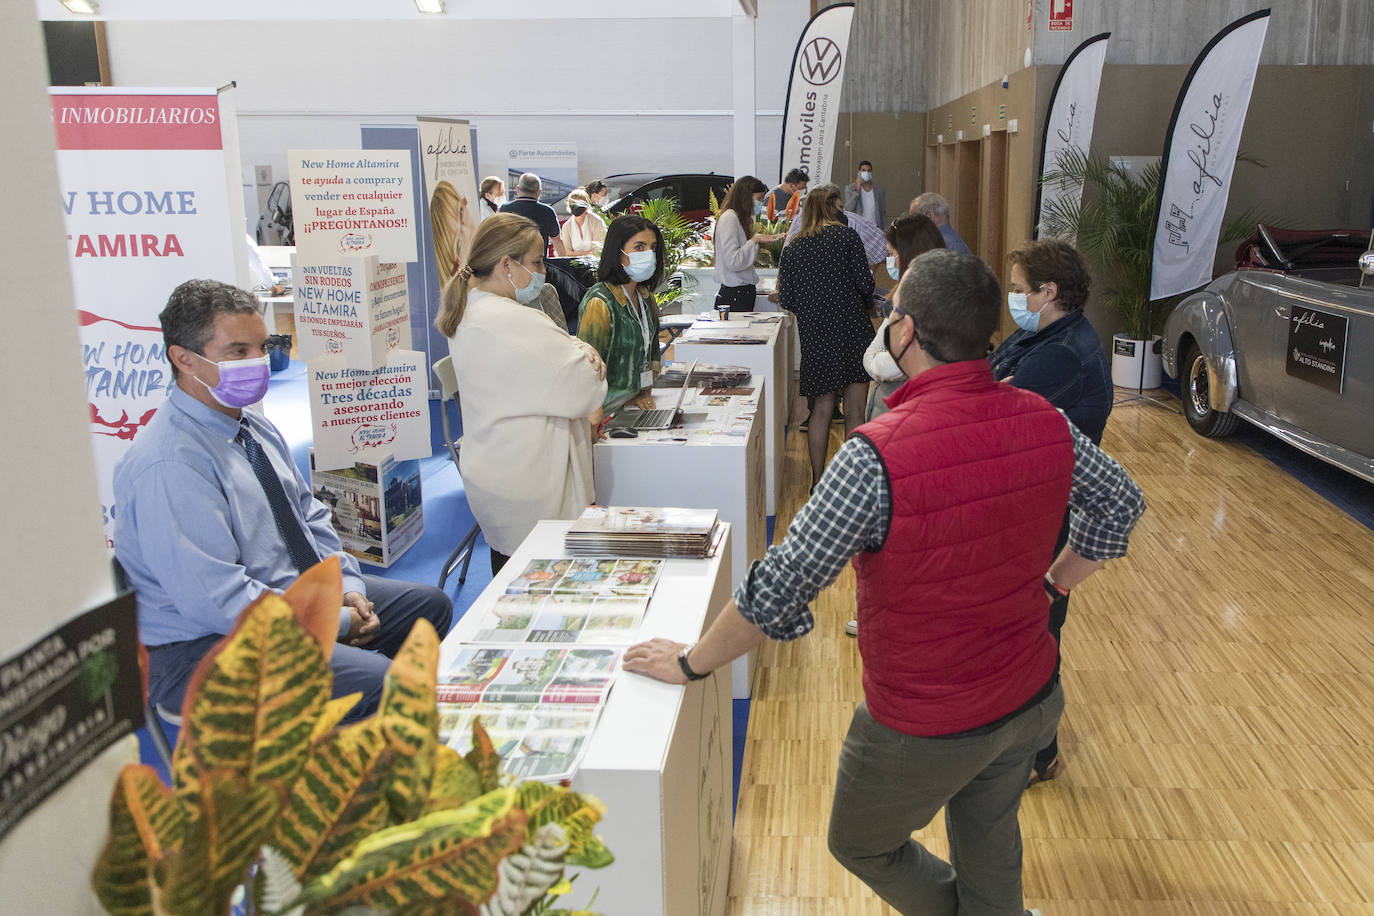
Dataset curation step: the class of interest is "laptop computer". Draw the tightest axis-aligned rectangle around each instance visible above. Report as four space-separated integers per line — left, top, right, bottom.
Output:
606 361 697 431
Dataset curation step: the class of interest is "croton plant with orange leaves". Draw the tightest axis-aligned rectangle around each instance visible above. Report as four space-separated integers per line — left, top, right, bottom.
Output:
91 558 612 916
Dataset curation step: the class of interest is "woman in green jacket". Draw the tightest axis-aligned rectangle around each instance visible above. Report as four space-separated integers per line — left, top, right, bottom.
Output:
577 214 665 413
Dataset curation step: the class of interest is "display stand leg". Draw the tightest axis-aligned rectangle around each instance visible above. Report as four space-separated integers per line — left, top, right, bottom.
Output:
1113 339 1181 413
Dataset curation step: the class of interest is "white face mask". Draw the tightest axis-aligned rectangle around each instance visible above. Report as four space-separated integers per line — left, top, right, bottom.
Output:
885 255 900 281
860 170 873 182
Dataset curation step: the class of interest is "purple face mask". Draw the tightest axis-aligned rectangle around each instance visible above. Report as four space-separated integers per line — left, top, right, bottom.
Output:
193 352 271 408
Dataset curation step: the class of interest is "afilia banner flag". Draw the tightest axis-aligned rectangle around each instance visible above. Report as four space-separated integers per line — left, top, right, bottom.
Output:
779 2 855 185
1034 32 1110 242
1150 9 1270 301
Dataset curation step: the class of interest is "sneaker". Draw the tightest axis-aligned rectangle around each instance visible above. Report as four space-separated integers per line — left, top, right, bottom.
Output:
844 619 858 637
1026 909 1044 916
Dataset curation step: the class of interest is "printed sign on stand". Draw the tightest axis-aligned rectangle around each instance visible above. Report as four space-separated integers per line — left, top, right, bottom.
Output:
288 149 417 263
0 593 143 843
292 256 410 370
505 143 578 204
307 349 430 470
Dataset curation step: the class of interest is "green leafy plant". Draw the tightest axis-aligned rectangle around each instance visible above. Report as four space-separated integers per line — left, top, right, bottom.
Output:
91 558 612 916
634 196 707 311
1039 147 1265 341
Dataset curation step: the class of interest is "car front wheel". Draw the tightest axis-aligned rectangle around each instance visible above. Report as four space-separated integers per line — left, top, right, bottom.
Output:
1181 340 1240 438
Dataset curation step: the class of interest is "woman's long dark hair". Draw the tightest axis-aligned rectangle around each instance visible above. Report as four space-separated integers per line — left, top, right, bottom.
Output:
719 175 768 241
885 213 946 273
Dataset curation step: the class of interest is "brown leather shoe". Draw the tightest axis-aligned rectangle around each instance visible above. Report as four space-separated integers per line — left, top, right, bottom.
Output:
1027 756 1063 787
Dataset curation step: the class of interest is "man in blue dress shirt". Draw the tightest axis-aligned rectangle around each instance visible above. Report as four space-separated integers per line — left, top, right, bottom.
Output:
910 192 973 256
114 279 452 722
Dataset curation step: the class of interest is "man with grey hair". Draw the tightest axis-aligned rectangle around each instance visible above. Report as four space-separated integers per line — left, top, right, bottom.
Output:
114 279 452 725
623 250 1145 915
499 171 567 256
911 191 972 255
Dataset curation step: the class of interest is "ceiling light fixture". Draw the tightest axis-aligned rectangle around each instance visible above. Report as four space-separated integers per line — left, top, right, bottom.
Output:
414 0 446 12
60 0 100 13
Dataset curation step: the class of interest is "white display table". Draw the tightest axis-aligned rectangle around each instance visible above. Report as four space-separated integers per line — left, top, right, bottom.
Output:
673 315 791 517
674 267 778 315
437 520 733 916
593 378 766 699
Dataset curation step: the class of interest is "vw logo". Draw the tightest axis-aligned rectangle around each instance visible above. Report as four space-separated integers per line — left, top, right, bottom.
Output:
800 37 843 86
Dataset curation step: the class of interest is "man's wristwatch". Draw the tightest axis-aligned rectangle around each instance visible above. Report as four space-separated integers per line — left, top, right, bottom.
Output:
1044 575 1070 598
677 645 709 682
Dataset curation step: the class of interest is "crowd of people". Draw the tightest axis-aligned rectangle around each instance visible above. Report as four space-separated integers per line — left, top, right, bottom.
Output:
116 161 1141 916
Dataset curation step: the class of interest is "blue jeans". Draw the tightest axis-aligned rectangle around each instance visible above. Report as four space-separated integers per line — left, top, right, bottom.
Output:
828 685 1063 915
147 574 452 724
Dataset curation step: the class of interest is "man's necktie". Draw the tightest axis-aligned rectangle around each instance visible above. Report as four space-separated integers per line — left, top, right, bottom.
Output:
237 418 321 573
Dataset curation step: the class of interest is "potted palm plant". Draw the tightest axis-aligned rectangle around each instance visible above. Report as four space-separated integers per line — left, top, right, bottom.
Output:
1039 148 1261 389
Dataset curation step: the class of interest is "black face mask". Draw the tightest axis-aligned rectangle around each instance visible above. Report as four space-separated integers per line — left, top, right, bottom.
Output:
570 205 588 216
885 311 916 365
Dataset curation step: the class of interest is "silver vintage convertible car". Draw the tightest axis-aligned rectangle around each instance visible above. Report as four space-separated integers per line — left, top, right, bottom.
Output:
1162 226 1374 483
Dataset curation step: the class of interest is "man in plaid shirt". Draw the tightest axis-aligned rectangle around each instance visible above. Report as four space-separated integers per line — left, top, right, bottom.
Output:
626 249 1145 916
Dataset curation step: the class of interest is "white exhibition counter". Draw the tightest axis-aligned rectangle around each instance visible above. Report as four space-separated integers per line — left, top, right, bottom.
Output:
593 377 767 699
437 520 733 916
673 314 791 517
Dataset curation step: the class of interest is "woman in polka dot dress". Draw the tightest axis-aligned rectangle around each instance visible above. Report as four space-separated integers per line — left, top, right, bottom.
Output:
779 183 876 488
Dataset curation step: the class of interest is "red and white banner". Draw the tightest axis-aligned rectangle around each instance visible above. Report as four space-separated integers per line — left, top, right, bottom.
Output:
779 2 854 185
52 87 244 546
1034 32 1110 242
1150 10 1270 300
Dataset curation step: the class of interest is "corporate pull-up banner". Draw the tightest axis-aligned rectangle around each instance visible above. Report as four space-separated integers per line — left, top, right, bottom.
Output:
779 2 854 185
1034 32 1111 242
51 87 244 547
1150 9 1270 300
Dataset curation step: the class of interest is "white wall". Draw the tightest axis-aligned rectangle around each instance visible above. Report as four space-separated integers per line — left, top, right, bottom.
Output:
0 6 135 913
100 5 812 226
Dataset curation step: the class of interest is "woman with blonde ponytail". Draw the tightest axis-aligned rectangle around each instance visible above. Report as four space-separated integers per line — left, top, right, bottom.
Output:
438 213 608 574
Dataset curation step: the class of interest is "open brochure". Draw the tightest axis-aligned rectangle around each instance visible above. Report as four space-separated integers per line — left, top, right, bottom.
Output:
435 556 668 783
437 647 622 782
505 557 663 597
468 593 648 646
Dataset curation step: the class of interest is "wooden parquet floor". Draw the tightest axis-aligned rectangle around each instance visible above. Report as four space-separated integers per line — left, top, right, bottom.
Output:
727 396 1374 915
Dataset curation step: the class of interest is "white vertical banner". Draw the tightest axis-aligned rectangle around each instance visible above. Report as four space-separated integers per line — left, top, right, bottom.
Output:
417 118 481 294
51 87 243 546
1034 32 1111 241
1150 9 1270 300
778 2 854 185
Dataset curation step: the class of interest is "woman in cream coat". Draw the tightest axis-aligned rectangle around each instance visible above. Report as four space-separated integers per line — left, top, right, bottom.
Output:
437 213 608 574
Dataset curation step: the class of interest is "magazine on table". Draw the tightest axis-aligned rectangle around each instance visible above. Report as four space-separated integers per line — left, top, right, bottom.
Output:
504 557 663 597
436 646 623 782
467 593 649 646
564 506 721 558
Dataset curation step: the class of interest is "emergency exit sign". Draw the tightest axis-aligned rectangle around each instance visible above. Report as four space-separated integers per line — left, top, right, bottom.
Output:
1049 0 1073 30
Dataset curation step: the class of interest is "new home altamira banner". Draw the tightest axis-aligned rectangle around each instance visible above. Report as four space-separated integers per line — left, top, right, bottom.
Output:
1150 9 1270 301
52 87 244 547
288 149 418 264
779 2 854 186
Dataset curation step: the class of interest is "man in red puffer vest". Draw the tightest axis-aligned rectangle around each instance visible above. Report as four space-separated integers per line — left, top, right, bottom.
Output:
625 249 1145 916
